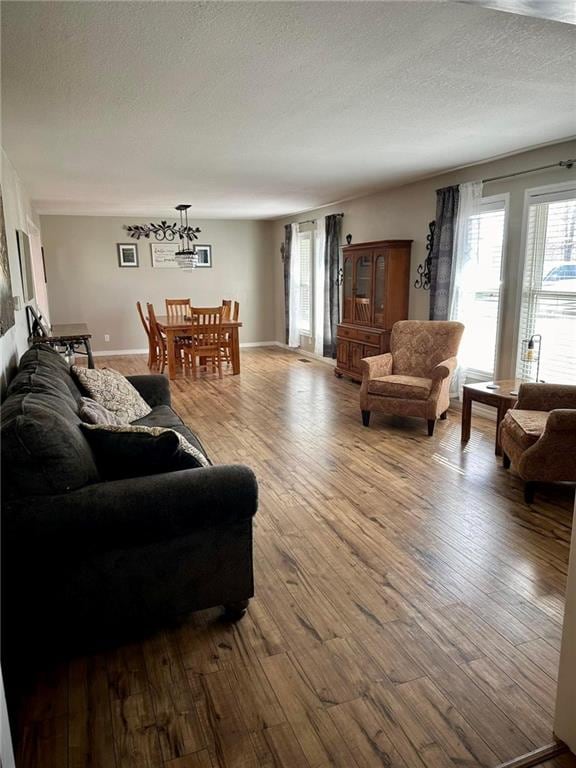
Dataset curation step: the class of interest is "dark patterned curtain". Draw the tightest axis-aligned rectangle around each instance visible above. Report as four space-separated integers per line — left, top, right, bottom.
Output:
429 186 459 320
323 214 343 358
283 223 292 344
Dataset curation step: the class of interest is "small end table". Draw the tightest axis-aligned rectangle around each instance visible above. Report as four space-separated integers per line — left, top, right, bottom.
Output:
32 323 95 368
461 379 524 456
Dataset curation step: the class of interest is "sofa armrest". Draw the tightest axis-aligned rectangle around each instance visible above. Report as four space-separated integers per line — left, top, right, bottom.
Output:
4 465 258 555
127 374 171 407
545 409 576 433
361 353 393 379
517 383 576 412
431 356 458 381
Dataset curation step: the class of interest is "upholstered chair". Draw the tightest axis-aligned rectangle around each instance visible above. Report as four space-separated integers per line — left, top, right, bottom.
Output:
360 320 464 435
500 383 576 503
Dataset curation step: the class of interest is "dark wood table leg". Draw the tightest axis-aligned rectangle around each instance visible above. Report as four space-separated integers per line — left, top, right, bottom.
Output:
495 401 509 456
461 388 472 444
231 327 241 375
84 337 95 369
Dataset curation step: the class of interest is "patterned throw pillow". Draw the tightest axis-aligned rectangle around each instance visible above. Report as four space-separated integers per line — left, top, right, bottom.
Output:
72 367 151 422
80 423 210 480
78 396 122 426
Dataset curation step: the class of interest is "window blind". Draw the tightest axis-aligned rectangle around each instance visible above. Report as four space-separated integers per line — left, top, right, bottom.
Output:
517 194 576 384
298 231 312 333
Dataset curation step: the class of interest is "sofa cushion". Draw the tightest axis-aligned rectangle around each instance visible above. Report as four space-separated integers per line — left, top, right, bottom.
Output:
502 409 548 449
18 344 71 375
1 391 100 498
133 405 210 460
8 345 83 406
368 374 433 400
80 423 210 480
72 366 152 422
79 396 122 426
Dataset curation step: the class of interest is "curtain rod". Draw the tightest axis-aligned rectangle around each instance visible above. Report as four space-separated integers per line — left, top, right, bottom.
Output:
296 212 344 225
483 158 574 184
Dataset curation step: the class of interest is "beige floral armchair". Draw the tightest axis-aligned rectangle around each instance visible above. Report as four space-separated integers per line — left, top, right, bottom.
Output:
360 320 464 435
500 383 576 503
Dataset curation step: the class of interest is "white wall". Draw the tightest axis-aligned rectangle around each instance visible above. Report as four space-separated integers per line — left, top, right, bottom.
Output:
0 670 15 768
272 139 576 377
0 148 45 395
41 215 275 352
555 496 576 753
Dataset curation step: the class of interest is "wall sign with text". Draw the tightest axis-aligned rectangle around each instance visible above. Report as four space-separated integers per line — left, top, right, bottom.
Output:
151 243 212 269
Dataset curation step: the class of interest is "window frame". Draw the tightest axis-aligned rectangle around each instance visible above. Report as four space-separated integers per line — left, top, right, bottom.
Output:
512 181 576 378
460 192 509 383
296 227 314 336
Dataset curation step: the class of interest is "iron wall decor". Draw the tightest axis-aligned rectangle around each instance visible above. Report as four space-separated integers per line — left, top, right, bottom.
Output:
124 214 200 243
414 220 435 290
125 204 202 270
117 243 139 268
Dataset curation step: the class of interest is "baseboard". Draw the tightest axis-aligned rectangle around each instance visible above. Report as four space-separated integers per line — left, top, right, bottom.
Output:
92 341 278 356
274 342 337 367
495 742 568 768
239 341 278 348
93 348 149 356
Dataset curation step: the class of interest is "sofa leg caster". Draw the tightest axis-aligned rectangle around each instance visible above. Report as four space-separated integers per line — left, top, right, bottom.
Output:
223 600 249 621
361 410 371 427
503 453 511 469
440 411 448 421
427 419 436 436
524 483 536 504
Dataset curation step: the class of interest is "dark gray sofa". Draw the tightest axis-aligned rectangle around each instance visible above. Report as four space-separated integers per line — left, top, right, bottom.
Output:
1 344 257 662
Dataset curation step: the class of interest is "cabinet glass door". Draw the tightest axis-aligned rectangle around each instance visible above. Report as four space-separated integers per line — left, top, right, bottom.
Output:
354 253 373 324
343 255 354 322
374 254 386 327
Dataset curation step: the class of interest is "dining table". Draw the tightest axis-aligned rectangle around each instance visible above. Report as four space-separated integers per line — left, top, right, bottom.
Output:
156 315 243 380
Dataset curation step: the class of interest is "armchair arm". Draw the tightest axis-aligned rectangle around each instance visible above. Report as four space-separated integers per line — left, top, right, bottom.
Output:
545 409 576 433
516 383 576 412
4 464 258 555
127 374 171 407
430 356 458 381
361 353 393 380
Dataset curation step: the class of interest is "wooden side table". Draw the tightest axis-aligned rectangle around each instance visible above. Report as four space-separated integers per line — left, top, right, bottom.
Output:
461 380 523 456
33 323 95 368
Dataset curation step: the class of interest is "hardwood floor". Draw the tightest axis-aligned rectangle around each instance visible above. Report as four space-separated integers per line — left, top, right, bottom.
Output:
14 348 575 768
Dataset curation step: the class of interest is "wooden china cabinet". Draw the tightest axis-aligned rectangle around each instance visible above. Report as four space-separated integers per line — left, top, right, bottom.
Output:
335 239 412 381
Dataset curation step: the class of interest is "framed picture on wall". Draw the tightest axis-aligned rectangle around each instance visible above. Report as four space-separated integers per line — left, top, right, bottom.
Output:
150 242 179 268
195 245 212 268
16 229 35 300
117 243 139 268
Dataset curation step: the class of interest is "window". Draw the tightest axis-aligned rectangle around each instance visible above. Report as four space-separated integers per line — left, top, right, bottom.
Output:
517 190 576 383
297 230 313 334
454 196 507 379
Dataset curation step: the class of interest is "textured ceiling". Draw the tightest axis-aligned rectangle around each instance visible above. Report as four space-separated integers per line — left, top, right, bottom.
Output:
2 1 575 219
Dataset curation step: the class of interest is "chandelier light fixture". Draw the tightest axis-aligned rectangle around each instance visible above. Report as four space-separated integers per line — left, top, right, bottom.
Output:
124 204 201 270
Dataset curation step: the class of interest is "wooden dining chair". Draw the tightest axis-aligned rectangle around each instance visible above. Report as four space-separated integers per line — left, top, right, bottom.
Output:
186 307 225 380
221 300 240 366
146 303 166 373
166 298 192 320
136 301 154 368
